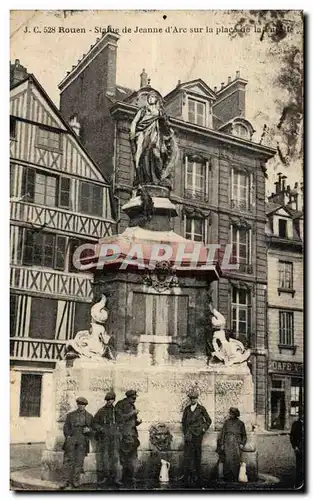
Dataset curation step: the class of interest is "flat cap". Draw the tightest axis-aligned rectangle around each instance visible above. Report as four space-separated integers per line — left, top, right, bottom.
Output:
188 389 199 399
76 396 88 405
105 390 116 401
125 389 137 397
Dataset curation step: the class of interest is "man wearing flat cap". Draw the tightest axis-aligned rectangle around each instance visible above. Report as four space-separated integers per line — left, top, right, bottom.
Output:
181 390 212 486
61 397 93 489
115 389 142 486
93 391 122 487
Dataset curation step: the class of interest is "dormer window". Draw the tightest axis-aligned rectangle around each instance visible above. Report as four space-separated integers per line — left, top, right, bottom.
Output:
188 98 205 126
278 219 287 238
233 123 248 138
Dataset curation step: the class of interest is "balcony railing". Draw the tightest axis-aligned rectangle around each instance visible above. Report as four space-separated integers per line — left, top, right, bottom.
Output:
10 337 66 362
10 200 113 238
10 265 93 300
184 188 209 203
231 199 250 211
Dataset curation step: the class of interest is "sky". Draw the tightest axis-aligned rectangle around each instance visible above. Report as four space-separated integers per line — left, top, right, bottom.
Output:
10 10 303 195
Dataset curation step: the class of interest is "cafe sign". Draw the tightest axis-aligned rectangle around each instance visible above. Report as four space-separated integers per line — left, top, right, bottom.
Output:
269 360 303 375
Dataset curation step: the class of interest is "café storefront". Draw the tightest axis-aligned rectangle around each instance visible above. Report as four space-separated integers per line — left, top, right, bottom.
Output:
268 360 303 431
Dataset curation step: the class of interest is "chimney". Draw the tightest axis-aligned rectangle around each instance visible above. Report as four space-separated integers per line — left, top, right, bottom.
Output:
10 59 28 87
275 181 280 193
214 86 217 93
213 70 247 123
140 69 148 88
281 175 287 191
69 115 81 137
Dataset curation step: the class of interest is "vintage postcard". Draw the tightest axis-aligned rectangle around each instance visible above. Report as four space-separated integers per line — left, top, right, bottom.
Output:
10 10 304 491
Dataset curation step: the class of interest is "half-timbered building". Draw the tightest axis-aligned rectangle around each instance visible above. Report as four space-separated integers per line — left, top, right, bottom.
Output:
10 60 115 443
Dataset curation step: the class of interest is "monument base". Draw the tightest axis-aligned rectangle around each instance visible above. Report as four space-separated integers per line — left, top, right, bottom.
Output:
41 358 256 483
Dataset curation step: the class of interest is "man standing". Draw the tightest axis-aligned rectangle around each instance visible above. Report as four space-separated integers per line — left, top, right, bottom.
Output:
93 391 122 488
61 397 93 489
181 390 212 486
115 389 142 487
290 409 304 489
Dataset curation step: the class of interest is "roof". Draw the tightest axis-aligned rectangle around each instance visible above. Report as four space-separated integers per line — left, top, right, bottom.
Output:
164 78 217 102
10 72 112 186
266 202 303 219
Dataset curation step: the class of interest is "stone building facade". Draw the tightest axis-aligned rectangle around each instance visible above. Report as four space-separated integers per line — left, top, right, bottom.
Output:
266 174 303 431
10 60 116 443
58 33 276 428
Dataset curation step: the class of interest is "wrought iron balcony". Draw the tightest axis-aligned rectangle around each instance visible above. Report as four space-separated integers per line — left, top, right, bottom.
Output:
10 337 66 362
231 199 250 211
10 265 93 300
184 188 209 203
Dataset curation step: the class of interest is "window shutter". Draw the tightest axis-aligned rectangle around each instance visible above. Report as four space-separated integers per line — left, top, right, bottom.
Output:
231 168 234 202
55 236 67 271
184 155 188 190
22 167 35 202
59 177 71 209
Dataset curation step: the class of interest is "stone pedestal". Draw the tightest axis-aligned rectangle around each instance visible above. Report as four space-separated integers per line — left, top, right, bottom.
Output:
41 357 256 483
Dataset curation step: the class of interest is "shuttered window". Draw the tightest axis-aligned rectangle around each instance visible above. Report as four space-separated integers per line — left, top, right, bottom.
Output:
79 182 103 217
22 168 71 209
19 373 42 417
29 297 57 340
23 230 66 270
279 311 294 346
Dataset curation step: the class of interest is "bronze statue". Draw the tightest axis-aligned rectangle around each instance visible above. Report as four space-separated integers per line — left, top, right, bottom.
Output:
130 91 178 190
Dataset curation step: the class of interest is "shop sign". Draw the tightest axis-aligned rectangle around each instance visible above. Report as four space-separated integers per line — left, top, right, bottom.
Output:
269 360 303 375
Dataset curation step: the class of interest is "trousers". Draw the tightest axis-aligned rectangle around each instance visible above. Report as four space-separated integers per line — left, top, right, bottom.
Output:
183 435 203 481
97 434 122 483
63 440 86 485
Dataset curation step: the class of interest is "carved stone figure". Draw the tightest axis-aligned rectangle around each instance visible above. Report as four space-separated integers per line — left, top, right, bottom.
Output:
143 261 179 292
65 295 114 360
130 90 178 190
209 304 250 366
149 423 173 452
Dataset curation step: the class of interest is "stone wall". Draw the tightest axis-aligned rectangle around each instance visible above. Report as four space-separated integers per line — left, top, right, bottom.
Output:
41 359 255 483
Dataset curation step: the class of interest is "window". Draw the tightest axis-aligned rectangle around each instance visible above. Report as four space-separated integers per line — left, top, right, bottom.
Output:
79 182 103 217
231 169 250 210
185 158 208 200
10 164 16 198
185 216 205 242
290 379 301 416
37 127 61 151
231 225 252 273
59 177 71 209
22 168 71 209
10 117 17 139
74 302 91 336
279 311 294 346
19 373 42 417
188 98 205 126
279 261 293 289
29 297 57 340
68 238 96 273
10 294 18 337
231 287 251 338
23 230 67 270
233 123 248 139
278 219 288 238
